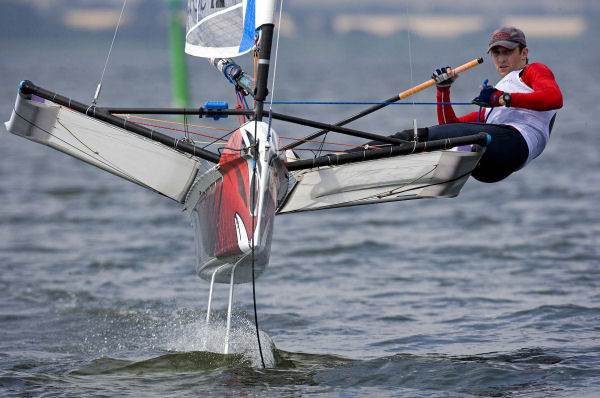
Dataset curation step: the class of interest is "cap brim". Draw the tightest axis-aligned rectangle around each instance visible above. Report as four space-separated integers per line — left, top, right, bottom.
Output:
487 40 520 53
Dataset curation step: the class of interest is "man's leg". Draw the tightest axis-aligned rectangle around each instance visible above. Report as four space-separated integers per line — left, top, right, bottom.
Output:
428 123 529 183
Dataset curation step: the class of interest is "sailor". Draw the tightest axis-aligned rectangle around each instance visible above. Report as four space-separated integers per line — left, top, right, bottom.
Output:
398 26 563 183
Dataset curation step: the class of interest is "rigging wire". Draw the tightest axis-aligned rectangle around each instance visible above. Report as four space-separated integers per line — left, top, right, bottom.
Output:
235 89 247 125
119 120 228 141
251 160 266 369
113 114 232 132
404 0 419 139
111 113 400 153
269 101 472 106
264 0 286 144
250 22 267 367
404 1 415 105
250 120 266 369
268 0 285 111
246 0 286 369
183 113 191 142
92 0 128 105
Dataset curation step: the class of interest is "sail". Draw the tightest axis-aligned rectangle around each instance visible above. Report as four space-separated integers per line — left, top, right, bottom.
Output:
186 0 275 58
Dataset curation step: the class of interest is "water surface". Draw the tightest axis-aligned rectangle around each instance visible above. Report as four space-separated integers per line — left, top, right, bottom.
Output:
1 22 599 397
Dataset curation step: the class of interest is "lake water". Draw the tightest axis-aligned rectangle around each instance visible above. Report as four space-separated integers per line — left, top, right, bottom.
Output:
1 23 599 397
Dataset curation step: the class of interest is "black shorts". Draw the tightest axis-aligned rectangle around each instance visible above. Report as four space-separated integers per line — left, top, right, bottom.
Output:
427 123 529 183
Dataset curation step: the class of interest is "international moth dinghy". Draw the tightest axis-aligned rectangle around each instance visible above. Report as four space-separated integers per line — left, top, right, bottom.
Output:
5 0 489 355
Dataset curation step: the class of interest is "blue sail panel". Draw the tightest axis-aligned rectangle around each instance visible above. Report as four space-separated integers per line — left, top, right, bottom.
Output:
238 0 256 54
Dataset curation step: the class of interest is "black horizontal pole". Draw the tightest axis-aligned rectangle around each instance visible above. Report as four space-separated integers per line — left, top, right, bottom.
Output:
282 94 399 150
264 111 406 146
103 107 255 117
286 133 489 171
19 81 221 163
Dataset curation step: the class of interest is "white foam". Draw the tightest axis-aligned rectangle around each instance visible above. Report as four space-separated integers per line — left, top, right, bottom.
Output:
160 314 276 368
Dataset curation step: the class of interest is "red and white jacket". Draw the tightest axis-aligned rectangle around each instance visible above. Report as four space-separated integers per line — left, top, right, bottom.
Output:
437 63 563 164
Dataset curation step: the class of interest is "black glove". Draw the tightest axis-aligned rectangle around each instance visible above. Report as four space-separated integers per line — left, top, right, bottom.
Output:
472 87 503 107
431 66 454 87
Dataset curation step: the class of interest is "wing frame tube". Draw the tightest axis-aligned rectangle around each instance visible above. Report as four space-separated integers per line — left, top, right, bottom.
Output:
286 133 490 171
264 110 407 145
103 107 255 117
18 80 221 163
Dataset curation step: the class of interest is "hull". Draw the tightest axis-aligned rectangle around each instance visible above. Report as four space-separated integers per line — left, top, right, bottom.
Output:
184 121 287 284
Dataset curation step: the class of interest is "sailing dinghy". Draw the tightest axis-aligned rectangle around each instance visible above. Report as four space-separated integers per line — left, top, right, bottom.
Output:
5 0 489 355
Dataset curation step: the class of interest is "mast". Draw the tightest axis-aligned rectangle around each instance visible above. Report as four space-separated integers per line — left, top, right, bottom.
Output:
253 24 273 121
253 0 276 122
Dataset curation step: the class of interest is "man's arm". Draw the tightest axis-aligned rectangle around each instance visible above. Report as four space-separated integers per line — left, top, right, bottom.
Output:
437 86 482 124
510 63 563 111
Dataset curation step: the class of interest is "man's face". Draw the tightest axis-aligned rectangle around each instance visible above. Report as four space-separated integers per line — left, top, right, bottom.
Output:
490 46 528 77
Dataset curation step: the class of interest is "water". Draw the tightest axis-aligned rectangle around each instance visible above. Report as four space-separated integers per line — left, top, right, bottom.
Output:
1 24 599 397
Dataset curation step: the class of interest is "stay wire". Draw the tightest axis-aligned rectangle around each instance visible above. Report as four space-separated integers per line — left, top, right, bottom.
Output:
251 121 266 369
405 0 416 115
269 101 472 106
268 0 285 111
183 113 191 142
250 6 281 365
316 132 328 157
93 0 127 105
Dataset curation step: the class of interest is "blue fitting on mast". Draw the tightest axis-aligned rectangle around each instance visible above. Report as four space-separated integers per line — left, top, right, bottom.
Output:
223 63 241 84
204 101 229 120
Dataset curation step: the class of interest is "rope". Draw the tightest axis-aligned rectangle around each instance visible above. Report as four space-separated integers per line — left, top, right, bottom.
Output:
268 0 285 111
183 113 191 142
93 0 127 105
405 0 416 114
250 121 266 369
383 165 438 197
56 118 99 155
269 101 473 106
235 89 247 125
113 114 231 132
121 120 229 141
278 136 372 148
105 113 399 153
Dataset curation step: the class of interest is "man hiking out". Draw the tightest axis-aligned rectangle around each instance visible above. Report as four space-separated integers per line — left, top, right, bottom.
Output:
397 26 563 183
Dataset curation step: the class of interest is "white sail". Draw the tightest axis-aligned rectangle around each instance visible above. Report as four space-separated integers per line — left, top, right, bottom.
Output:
186 0 275 59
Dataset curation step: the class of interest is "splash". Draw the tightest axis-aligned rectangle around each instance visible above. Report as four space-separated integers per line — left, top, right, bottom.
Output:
80 307 276 369
159 313 276 368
